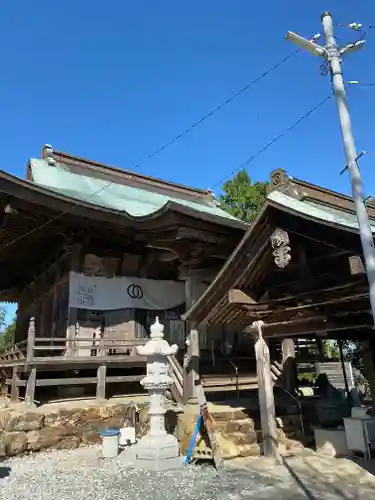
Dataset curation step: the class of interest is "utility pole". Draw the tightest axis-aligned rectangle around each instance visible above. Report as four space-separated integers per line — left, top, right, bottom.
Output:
286 12 375 324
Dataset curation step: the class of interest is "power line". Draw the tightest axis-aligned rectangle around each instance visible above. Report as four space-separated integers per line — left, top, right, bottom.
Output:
348 81 375 87
210 94 332 191
0 50 300 251
129 50 299 171
1 92 331 252
335 23 375 30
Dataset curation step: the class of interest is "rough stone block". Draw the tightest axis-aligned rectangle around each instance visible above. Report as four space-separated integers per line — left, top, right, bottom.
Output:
0 410 10 431
26 426 74 452
224 420 241 433
0 434 6 457
81 429 101 445
52 436 81 450
223 431 257 446
6 412 45 432
5 431 28 456
238 420 255 434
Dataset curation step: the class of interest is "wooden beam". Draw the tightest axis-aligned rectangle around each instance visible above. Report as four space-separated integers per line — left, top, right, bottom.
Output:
228 289 257 305
349 255 365 275
39 374 143 387
253 321 281 463
281 338 296 393
245 310 373 338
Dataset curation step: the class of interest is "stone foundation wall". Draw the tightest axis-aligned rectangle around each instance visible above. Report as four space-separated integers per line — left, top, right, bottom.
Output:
0 402 151 457
0 402 302 459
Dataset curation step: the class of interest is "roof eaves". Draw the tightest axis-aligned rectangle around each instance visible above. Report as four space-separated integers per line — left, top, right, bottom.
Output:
44 146 215 203
181 200 271 323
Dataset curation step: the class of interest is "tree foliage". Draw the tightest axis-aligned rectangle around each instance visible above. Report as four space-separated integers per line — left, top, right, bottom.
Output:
0 306 15 352
219 169 269 223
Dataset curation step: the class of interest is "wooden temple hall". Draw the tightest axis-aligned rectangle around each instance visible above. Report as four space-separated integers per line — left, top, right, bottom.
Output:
1 146 375 424
0 144 247 403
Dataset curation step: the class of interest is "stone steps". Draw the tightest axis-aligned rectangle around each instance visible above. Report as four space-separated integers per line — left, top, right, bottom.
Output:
178 405 304 461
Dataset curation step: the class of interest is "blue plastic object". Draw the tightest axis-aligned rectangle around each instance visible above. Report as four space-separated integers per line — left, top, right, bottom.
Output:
184 414 202 465
99 428 120 437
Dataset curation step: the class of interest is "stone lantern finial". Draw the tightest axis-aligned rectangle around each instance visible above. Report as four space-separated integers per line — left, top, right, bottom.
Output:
150 316 164 339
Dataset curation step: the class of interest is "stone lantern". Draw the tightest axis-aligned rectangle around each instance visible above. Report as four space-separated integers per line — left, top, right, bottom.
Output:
134 317 182 470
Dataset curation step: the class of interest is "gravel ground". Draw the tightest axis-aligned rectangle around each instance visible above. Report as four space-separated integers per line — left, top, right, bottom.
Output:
0 446 306 500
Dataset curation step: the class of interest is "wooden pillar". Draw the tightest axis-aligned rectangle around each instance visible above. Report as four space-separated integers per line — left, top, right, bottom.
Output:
10 366 19 402
96 337 106 401
26 316 36 363
316 338 325 361
253 321 281 463
67 243 82 356
361 338 375 409
281 338 296 393
184 271 200 403
50 287 58 345
25 367 36 406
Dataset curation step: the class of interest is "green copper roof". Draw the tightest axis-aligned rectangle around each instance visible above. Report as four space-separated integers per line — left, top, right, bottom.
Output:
268 190 375 233
29 159 243 225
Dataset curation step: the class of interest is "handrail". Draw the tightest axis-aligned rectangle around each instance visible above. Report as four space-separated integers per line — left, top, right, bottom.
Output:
168 355 183 383
278 385 305 437
217 343 240 402
270 360 305 437
167 355 183 401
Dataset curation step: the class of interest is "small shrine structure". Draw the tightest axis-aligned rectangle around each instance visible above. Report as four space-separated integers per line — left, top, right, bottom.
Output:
183 168 375 459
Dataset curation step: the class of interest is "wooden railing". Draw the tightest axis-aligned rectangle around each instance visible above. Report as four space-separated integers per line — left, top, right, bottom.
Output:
271 360 284 386
0 340 27 362
168 355 184 403
31 337 147 360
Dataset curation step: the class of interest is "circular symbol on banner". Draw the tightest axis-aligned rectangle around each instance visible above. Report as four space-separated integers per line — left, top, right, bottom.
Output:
127 284 143 299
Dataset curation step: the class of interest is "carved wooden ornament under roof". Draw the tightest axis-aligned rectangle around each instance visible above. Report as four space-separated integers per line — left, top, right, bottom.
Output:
270 228 291 268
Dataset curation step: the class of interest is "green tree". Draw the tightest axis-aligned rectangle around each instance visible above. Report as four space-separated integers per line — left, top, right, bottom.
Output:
219 169 269 222
0 306 5 332
0 307 16 352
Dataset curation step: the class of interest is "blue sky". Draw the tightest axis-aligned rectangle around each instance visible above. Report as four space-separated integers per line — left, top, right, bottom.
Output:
1 1 375 324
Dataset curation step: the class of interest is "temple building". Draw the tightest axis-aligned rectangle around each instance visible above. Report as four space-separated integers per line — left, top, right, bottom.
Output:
1 144 375 451
0 144 246 402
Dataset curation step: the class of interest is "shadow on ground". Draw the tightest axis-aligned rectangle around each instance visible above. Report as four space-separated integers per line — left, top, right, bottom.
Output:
232 452 375 500
0 465 11 479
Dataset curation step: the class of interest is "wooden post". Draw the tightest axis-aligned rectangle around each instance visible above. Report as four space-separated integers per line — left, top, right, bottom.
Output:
67 243 82 356
338 339 350 397
25 367 36 406
183 326 200 404
183 271 201 403
253 320 281 463
281 338 296 393
361 338 375 410
316 338 325 361
10 366 19 401
96 337 106 401
26 316 36 363
50 285 58 345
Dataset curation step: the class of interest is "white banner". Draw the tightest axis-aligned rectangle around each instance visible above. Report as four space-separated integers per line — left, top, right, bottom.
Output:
69 272 186 311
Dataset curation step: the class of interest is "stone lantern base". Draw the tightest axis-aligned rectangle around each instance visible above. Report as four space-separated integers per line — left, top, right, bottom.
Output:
133 433 183 471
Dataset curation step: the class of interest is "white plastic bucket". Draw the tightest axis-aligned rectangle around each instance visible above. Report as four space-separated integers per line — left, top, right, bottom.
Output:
100 428 120 458
119 426 136 446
